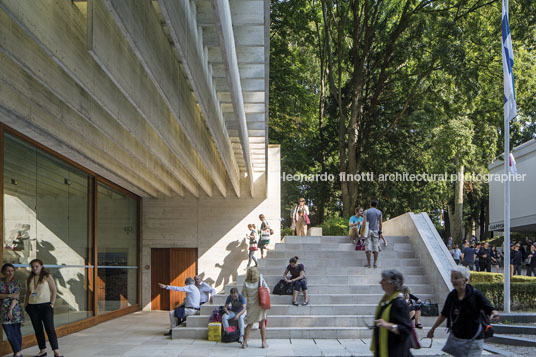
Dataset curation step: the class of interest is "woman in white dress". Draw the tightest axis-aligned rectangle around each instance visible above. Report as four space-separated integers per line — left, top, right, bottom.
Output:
241 267 269 349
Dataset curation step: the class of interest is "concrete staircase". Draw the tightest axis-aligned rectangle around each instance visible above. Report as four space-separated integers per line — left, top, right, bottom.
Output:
172 235 446 339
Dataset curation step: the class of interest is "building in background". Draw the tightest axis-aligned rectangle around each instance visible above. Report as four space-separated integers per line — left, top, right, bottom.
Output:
0 0 276 352
489 139 536 233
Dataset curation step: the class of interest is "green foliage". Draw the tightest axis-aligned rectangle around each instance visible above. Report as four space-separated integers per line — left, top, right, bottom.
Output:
281 227 293 238
270 0 536 233
470 272 536 283
473 282 536 311
321 215 348 236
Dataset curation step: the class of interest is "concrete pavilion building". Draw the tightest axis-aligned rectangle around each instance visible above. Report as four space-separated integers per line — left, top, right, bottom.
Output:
0 0 276 352
489 139 536 233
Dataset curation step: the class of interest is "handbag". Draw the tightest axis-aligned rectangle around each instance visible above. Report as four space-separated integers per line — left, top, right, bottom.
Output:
304 213 311 225
442 324 482 357
480 310 494 339
409 321 421 349
258 274 271 309
272 279 294 295
421 299 439 316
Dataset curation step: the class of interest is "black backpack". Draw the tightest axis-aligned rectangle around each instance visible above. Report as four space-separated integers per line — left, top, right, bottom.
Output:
221 329 240 343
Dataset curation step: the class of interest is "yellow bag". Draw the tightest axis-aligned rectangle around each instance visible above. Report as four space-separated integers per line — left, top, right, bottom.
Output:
208 322 222 341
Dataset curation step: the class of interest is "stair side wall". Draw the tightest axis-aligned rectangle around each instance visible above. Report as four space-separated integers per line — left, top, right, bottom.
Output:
383 212 454 303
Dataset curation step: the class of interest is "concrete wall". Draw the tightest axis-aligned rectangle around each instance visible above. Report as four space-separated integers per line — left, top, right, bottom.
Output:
141 145 281 310
489 139 536 232
383 212 453 302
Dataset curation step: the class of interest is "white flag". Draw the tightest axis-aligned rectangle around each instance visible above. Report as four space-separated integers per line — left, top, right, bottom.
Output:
502 0 517 121
509 153 517 175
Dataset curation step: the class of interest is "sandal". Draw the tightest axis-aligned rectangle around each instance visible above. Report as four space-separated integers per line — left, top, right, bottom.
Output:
373 265 377 268
303 301 309 306
364 264 371 268
415 323 423 329
292 301 299 306
262 342 269 349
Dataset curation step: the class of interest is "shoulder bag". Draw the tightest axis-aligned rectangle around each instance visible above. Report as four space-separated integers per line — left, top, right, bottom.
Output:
258 274 271 310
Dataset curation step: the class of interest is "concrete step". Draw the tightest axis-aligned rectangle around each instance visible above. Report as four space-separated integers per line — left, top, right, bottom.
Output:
212 293 438 305
172 326 448 339
257 265 426 275
236 274 426 285
186 314 441 328
200 303 439 316
224 283 432 295
265 250 416 259
256 258 421 267
283 235 409 244
274 242 414 252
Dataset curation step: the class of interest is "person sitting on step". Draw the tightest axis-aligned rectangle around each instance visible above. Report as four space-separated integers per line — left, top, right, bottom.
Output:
283 256 308 306
222 287 246 343
158 277 200 336
401 286 423 329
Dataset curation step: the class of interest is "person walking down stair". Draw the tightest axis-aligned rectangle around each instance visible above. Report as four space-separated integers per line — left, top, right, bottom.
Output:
159 278 200 336
246 224 259 268
258 214 272 259
361 200 383 268
292 198 309 236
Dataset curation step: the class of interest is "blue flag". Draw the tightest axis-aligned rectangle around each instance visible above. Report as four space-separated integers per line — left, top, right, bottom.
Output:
502 0 517 121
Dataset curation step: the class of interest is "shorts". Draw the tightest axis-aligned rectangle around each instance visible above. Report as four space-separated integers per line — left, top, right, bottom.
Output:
365 230 380 252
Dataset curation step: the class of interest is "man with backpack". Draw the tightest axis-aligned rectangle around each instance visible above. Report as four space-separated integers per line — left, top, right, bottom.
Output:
222 288 246 343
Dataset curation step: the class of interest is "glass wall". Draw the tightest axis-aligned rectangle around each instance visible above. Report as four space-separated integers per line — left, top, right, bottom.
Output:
2 130 139 335
97 183 138 314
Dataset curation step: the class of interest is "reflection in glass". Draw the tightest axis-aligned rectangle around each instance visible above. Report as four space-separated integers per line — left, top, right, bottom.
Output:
97 183 138 314
3 133 93 335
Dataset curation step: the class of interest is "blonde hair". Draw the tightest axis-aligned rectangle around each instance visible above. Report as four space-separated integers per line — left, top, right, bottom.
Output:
245 267 260 283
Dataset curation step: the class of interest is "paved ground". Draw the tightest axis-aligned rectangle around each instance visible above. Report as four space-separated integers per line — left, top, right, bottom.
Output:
10 311 495 357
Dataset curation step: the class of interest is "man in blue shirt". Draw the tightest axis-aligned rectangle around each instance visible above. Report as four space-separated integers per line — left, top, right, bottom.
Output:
222 287 246 342
159 277 200 336
461 243 476 271
349 207 364 243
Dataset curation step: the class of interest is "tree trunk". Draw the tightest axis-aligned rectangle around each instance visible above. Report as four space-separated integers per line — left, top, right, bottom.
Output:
453 155 464 245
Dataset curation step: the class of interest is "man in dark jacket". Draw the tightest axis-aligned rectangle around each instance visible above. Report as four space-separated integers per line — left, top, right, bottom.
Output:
511 243 523 275
478 242 492 272
526 244 536 277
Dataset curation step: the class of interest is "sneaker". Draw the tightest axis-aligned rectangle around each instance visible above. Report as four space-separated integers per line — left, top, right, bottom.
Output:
303 301 309 306
239 336 244 344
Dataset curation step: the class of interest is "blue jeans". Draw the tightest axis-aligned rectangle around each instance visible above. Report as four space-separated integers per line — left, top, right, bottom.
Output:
222 311 245 336
3 323 22 354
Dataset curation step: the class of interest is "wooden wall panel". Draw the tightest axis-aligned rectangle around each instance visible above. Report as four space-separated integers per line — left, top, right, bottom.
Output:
150 248 170 310
169 248 197 309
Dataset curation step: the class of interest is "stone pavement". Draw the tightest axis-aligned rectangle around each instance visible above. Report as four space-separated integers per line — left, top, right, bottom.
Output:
8 311 495 357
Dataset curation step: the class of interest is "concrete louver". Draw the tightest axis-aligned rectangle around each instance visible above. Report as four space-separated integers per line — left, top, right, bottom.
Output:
0 8 196 197
90 0 228 197
211 0 254 197
195 0 267 174
0 0 269 199
157 0 243 197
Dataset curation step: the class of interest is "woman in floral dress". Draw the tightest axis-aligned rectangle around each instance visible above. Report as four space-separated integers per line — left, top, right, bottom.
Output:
0 263 24 357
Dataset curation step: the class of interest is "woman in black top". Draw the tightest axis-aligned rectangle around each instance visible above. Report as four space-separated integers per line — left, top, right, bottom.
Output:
371 270 412 357
283 257 308 306
402 286 423 329
428 266 499 356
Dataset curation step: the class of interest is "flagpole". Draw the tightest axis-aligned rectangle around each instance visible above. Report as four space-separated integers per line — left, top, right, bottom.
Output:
504 117 511 313
502 0 515 314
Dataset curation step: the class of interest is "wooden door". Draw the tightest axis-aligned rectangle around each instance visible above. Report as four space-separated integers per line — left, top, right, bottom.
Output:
151 248 197 310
